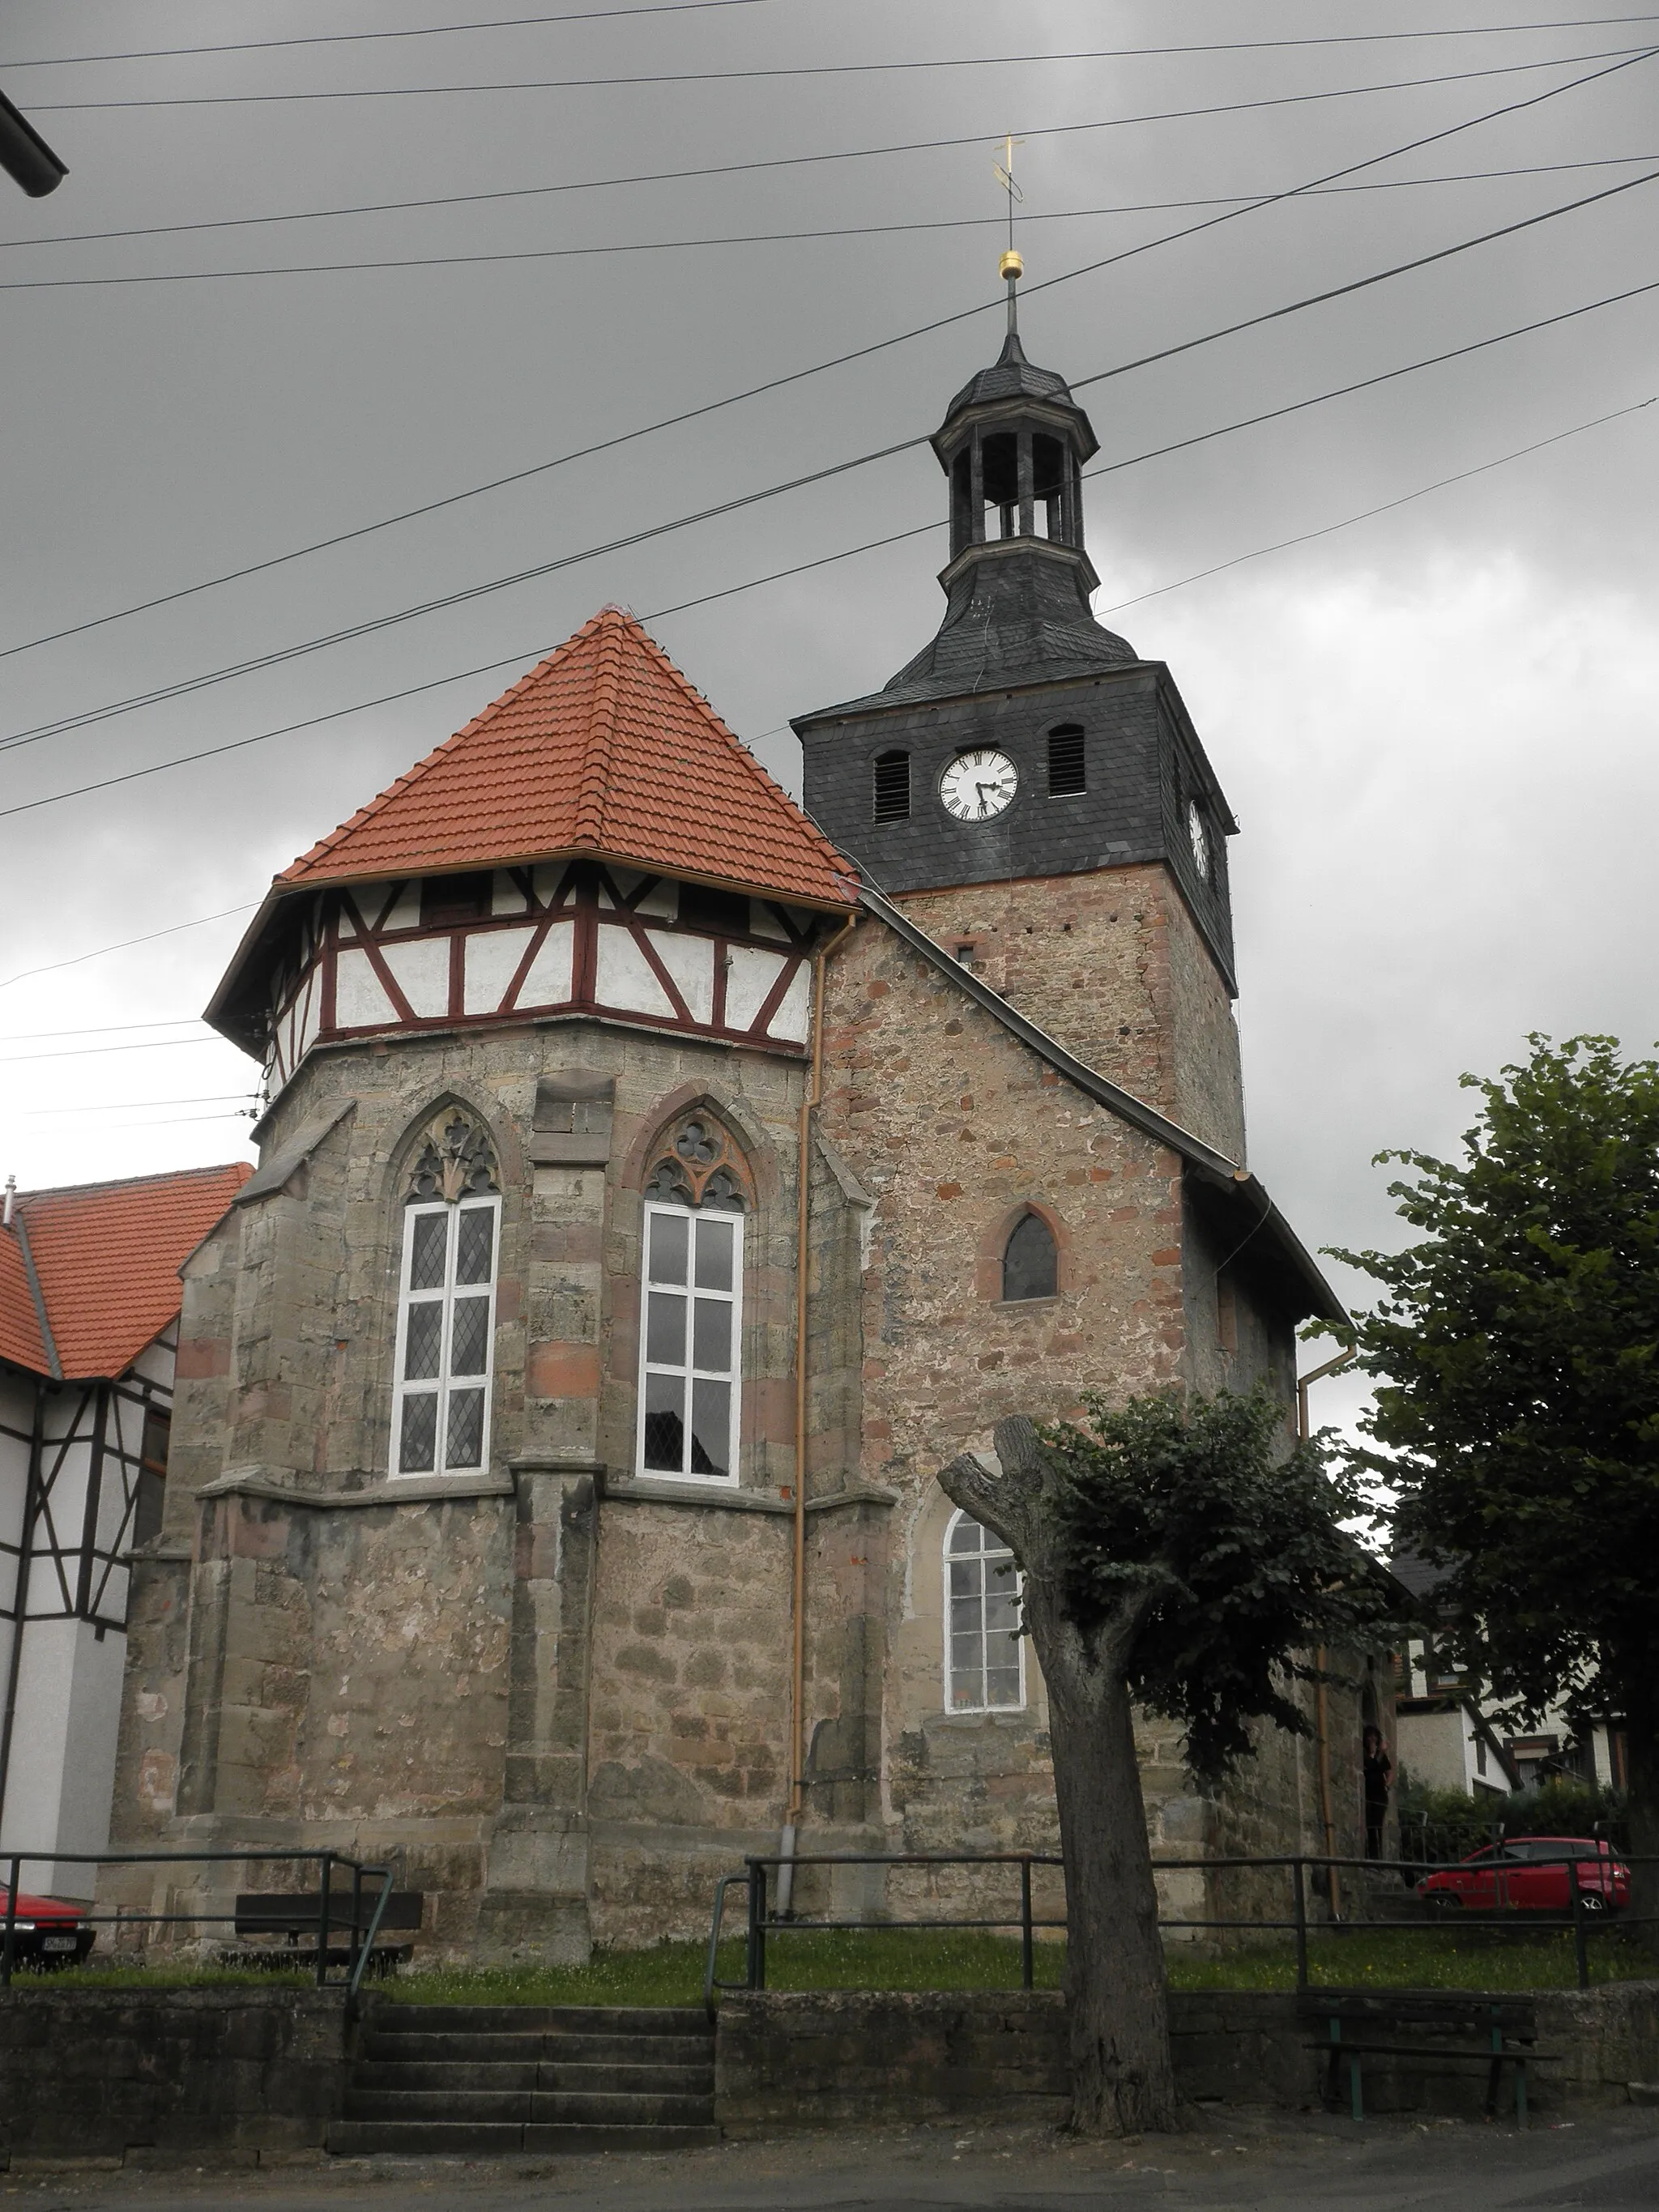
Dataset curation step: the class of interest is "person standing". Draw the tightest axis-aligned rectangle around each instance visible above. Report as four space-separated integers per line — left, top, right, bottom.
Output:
1363 1724 1393 1860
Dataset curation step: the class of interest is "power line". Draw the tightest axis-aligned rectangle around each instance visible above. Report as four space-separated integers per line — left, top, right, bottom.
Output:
8 265 1658 825
11 158 1659 292
8 157 1655 757
10 10 1658 70
0 1036 228 1063
4 41 1648 672
1092 394 1657 614
18 1093 260 1113
0 1018 206 1041
2 153 1655 260
0 905 258 991
26 40 1654 110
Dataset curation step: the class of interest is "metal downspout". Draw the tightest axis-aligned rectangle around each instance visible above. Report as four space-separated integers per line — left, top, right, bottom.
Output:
1299 1351 1353 1917
779 913 855 1917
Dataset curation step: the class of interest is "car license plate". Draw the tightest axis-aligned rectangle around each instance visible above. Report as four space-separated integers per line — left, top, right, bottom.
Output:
41 1934 77 1952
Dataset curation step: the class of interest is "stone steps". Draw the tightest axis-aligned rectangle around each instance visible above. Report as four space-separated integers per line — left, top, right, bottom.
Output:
328 2003 718 2159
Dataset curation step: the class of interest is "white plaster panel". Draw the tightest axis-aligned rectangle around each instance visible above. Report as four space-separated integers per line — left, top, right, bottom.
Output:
595 927 675 1019
381 881 422 931
644 929 714 1025
491 870 529 916
723 945 787 1032
768 960 813 1043
748 902 790 942
381 936 453 1019
297 970 322 1060
0 1614 124 1891
515 920 575 1008
531 863 566 907
464 927 536 1015
336 906 357 940
633 880 677 922
334 947 396 1029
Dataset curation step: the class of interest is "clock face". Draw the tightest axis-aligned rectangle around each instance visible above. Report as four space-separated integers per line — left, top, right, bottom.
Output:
940 749 1018 822
1188 798 1210 879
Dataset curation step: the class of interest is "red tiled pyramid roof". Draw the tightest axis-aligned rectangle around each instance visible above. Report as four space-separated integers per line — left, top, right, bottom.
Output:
3 1161 252 1382
279 607 857 909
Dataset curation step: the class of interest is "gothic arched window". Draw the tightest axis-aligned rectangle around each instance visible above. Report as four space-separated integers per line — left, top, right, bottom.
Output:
638 1117 747 1485
945 1511 1025 1712
1002 1211 1058 1302
391 1108 501 1479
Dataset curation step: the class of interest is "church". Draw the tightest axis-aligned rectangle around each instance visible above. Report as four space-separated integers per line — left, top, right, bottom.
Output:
106 301 1374 1958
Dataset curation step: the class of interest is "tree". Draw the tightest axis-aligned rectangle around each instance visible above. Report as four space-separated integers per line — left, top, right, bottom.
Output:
1331 1034 1659 1936
938 1388 1392 2137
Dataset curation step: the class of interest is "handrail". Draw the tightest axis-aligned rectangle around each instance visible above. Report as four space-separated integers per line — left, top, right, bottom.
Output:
702 1847 1656 2002
0 1846 396 1992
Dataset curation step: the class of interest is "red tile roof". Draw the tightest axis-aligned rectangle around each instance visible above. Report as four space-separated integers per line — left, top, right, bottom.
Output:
2 1162 252 1382
279 607 858 909
0 1228 46 1374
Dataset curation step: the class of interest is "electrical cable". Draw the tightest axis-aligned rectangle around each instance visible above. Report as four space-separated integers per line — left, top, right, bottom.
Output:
9 10 1658 70
6 41 1647 669
10 158 1659 291
6 266 1657 825
18 1093 261 1114
0 906 258 992
0 1019 208 1041
7 157 1656 757
0 1037 228 1063
25 40 1656 110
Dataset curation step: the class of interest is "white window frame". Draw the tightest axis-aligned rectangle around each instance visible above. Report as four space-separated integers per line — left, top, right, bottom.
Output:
636 1198 743 1486
942 1507 1026 1714
390 1194 501 1479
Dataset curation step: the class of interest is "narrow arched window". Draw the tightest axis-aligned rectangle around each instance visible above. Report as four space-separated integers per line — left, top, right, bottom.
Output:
1047 723 1085 796
1002 1211 1058 1302
872 750 911 823
945 1511 1025 1712
638 1117 747 1485
391 1108 501 1479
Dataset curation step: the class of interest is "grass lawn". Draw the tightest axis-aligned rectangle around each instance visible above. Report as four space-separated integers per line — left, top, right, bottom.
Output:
26 1924 1654 2004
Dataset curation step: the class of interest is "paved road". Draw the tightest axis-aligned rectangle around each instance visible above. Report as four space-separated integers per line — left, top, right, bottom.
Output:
6 2111 1659 2212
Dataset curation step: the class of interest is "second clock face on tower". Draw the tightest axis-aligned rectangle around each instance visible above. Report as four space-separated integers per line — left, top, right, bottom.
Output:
940 748 1018 822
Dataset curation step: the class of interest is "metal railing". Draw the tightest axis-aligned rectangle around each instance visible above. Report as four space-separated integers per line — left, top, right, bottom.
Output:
1 1848 394 2000
703 1848 1659 2011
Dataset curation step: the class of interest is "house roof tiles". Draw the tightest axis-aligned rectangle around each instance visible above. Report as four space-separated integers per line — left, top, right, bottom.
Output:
0 1161 251 1383
279 607 857 910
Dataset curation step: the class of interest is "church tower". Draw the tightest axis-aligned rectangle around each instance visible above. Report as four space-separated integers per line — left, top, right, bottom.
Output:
795 292 1246 1161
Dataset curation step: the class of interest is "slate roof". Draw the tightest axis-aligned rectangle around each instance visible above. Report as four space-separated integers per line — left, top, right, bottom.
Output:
278 607 858 910
940 330 1093 435
0 1162 252 1383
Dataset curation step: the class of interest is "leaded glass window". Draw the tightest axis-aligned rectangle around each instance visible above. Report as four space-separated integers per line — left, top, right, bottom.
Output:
391 1193 500 1478
945 1510 1025 1712
638 1200 742 1483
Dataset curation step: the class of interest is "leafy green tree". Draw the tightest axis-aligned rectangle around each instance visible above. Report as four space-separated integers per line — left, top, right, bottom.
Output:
1332 1034 1659 1933
939 1388 1393 2136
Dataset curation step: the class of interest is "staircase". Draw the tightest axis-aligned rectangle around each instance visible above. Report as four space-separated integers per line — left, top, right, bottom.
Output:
328 2004 719 2156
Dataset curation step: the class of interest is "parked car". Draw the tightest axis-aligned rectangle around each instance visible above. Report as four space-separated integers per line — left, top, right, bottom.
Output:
0 1886 94 1967
1418 1837 1630 1915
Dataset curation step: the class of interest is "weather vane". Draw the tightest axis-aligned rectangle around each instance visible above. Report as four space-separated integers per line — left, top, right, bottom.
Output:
993 132 1024 331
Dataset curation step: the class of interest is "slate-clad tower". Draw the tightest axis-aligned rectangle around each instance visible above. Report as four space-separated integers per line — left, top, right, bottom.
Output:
796 320 1245 1158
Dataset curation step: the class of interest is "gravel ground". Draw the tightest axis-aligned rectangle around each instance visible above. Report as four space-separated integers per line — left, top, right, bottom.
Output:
4 2108 1659 2212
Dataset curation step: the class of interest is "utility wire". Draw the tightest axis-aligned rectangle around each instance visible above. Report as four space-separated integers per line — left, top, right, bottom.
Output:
0 1018 208 1040
7 159 1656 757
0 905 258 991
25 40 1655 110
7 267 1657 825
18 1093 261 1113
11 158 1659 291
0 1036 228 1063
10 10 1658 70
4 41 1649 670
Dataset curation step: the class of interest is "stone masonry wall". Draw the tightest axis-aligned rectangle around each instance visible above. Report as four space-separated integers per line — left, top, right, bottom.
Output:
893 863 1246 1163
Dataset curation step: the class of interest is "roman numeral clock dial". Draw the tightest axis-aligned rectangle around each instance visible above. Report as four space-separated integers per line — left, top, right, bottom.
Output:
940 748 1018 822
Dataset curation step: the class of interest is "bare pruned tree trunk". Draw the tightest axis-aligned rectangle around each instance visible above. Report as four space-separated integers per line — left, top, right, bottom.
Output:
940 1417 1179 2136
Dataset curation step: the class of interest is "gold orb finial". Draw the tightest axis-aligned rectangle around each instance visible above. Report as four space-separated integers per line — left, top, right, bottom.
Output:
1000 248 1024 281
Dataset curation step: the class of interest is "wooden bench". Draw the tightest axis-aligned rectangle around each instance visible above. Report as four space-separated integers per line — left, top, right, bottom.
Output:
233 1889 424 1946
1299 1991 1545 2123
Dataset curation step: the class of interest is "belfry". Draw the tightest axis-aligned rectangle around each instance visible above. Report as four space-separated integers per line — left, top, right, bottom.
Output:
102 278 1373 1964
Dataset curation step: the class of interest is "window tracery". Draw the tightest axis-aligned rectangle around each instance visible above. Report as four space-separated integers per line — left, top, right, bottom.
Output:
643 1116 748 1213
407 1107 500 1204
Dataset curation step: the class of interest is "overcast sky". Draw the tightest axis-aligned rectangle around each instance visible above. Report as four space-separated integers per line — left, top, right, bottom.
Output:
3 0 1657 1440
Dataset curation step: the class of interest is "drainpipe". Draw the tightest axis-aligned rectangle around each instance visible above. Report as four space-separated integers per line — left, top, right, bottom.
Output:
1299 1351 1353 1917
778 911 856 1918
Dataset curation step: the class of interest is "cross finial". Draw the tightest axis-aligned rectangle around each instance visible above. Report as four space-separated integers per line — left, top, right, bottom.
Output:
993 133 1024 333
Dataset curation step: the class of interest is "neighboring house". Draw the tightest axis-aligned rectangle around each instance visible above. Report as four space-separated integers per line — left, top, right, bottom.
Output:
1391 1549 1626 1801
0 1165 251 1896
106 322 1380 1959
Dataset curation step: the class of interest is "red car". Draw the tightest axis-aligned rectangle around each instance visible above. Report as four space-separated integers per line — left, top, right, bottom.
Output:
0 1886 95 1968
1418 1836 1631 1915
